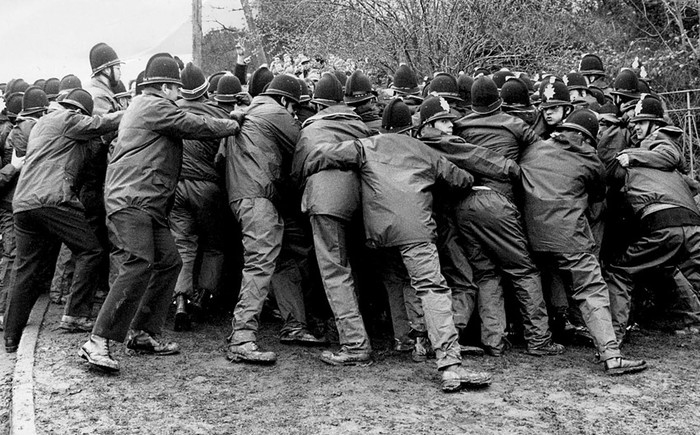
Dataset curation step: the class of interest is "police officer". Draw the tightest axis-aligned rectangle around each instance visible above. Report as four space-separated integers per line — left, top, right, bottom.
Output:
4 89 122 353
225 74 318 365
520 108 647 375
80 53 240 372
607 95 700 340
453 76 563 356
170 63 231 331
301 108 492 392
292 72 374 365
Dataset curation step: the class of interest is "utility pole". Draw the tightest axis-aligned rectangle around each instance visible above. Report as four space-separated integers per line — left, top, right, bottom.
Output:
192 0 203 66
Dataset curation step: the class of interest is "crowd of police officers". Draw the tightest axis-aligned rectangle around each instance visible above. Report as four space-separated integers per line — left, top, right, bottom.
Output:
1 42 698 392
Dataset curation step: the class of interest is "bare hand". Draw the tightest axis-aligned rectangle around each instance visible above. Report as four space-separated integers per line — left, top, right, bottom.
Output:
616 154 630 167
11 148 24 170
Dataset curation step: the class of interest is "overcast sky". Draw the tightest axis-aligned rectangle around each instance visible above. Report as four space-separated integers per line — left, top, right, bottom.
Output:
1 0 244 87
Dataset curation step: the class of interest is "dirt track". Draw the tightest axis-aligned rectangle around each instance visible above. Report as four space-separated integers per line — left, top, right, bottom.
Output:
28 302 700 434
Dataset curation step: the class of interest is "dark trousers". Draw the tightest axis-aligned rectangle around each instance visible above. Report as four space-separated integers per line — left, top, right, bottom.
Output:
310 214 370 353
538 252 621 361
435 210 478 330
606 225 700 340
4 206 102 341
0 209 16 315
170 179 226 298
455 189 552 351
93 208 182 342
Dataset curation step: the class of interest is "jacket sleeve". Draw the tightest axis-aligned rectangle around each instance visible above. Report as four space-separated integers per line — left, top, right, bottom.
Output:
0 164 18 189
290 135 310 188
434 156 473 191
302 139 362 178
597 125 630 168
622 143 683 171
520 123 541 148
446 142 520 181
585 158 607 203
64 111 124 141
156 104 240 140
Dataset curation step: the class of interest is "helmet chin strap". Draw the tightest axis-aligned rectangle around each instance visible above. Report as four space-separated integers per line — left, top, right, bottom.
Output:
105 67 119 89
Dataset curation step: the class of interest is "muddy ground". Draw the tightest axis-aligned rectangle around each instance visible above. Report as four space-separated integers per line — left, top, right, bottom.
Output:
23 301 700 434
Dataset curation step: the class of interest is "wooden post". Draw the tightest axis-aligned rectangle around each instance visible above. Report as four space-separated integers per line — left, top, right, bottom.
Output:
192 0 203 66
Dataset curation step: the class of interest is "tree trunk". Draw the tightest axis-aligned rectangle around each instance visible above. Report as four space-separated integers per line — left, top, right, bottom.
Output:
241 0 268 65
192 0 203 66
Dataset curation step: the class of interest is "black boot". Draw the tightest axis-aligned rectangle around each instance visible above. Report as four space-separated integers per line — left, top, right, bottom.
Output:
174 295 190 331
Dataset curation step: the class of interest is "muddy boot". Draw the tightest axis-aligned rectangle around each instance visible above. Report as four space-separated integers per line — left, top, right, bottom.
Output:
526 341 565 356
59 315 94 333
441 364 492 392
412 336 436 362
79 335 119 372
320 347 371 366
126 330 180 355
174 295 190 332
604 356 648 376
227 341 276 364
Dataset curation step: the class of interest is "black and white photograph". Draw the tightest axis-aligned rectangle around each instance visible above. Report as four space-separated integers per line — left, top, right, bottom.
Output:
1 0 700 433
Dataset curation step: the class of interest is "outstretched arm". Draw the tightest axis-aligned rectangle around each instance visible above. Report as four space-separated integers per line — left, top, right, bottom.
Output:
303 139 362 178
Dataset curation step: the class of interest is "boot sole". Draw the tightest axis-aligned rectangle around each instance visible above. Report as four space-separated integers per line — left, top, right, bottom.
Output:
226 353 276 364
441 381 462 393
280 338 330 347
126 346 180 356
78 348 119 372
460 347 485 357
526 350 565 357
461 376 493 387
606 363 648 376
319 356 370 366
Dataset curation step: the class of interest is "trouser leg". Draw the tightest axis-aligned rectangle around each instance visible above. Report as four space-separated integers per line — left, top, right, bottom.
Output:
435 210 477 330
93 208 173 342
457 191 551 349
606 227 695 338
310 214 370 352
556 252 620 361
604 266 633 342
678 226 700 298
455 196 507 351
377 248 424 341
50 244 74 304
48 207 104 319
80 186 110 302
398 242 461 370
194 180 226 293
4 210 60 341
229 198 283 345
170 186 197 299
271 214 310 334
0 210 16 315
666 267 700 326
129 223 182 335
